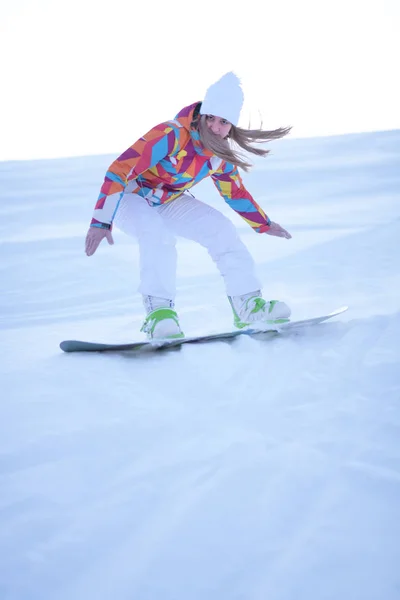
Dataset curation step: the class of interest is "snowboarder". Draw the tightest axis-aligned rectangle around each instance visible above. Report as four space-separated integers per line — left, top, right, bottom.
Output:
85 71 292 339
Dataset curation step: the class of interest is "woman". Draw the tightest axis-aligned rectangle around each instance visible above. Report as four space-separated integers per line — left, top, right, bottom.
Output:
85 72 292 339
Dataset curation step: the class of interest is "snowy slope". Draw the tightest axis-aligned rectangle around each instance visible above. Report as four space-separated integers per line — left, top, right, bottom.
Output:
1 130 400 600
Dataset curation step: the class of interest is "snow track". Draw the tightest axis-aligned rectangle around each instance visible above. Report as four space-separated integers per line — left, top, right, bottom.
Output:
1 131 399 599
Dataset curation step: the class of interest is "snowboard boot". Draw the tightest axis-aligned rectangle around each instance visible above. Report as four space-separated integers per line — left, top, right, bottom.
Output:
228 291 291 329
141 295 184 340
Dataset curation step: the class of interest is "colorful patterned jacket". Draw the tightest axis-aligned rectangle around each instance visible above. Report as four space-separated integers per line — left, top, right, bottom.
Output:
91 102 271 232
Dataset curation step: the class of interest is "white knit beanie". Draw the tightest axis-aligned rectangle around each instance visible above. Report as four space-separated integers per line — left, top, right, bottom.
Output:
200 71 244 126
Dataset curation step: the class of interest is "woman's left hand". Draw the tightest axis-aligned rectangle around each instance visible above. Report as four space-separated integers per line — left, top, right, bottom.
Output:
265 221 292 239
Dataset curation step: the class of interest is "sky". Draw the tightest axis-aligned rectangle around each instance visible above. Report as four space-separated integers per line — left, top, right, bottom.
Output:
1 0 399 161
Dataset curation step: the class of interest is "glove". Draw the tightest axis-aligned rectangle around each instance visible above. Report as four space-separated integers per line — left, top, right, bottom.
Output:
85 226 114 256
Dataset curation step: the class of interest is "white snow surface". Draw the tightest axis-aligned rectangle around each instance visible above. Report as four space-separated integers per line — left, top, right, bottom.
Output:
1 130 400 600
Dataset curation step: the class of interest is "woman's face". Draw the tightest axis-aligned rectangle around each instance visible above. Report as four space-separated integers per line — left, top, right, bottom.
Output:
205 114 232 138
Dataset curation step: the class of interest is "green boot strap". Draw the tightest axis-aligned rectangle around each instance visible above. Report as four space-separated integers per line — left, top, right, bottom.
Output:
140 307 182 335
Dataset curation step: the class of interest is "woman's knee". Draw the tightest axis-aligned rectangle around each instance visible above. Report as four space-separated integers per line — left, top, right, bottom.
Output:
203 211 240 246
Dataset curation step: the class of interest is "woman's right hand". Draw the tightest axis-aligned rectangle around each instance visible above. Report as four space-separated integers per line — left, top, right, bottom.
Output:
85 227 114 256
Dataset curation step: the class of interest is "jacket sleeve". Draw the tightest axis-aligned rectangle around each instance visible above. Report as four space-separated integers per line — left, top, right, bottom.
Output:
91 123 179 228
211 162 271 233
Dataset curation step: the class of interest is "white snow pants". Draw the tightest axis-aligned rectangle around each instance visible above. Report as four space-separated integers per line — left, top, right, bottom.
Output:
114 192 261 300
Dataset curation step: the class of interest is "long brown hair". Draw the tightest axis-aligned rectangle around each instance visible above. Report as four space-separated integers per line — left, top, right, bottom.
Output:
193 112 291 172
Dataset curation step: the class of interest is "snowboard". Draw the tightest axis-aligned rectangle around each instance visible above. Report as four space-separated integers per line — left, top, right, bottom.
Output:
60 306 348 354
